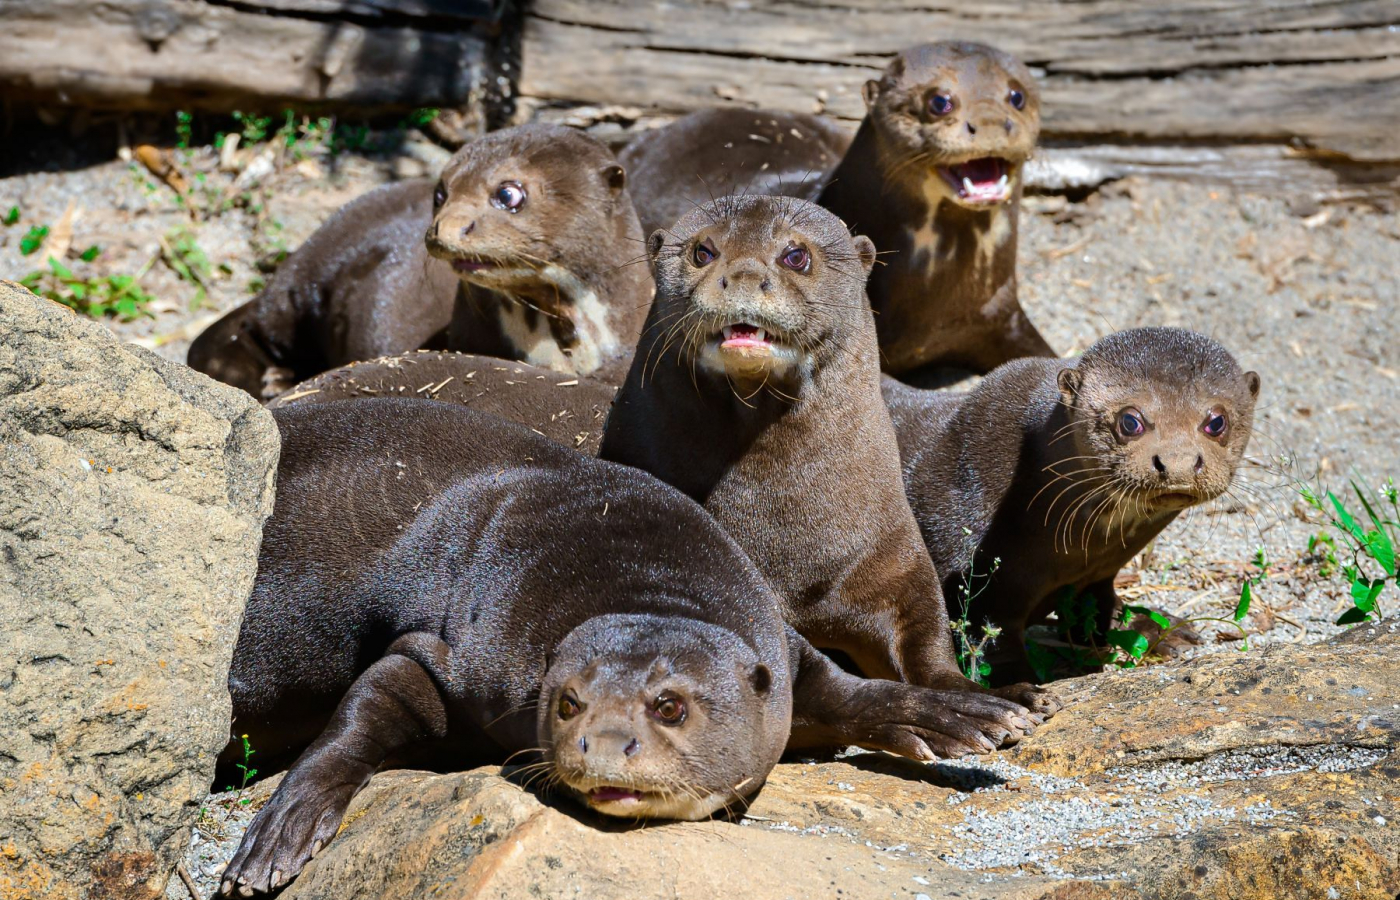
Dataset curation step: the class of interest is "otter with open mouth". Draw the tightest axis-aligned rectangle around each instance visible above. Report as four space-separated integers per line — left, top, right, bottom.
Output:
618 41 1050 378
884 327 1261 684
187 124 651 399
601 193 1059 729
217 398 1059 896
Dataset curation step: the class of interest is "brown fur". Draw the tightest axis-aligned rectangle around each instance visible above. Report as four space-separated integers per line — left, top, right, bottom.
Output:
884 328 1260 684
188 124 652 399
616 42 1051 377
269 351 617 454
600 193 1058 726
822 41 1051 375
620 107 851 236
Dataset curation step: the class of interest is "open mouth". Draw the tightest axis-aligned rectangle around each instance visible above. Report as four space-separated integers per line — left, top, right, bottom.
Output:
585 786 651 809
452 259 496 274
720 322 775 351
938 157 1012 205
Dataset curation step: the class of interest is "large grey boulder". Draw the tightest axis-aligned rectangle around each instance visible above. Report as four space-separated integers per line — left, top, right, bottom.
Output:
0 282 278 900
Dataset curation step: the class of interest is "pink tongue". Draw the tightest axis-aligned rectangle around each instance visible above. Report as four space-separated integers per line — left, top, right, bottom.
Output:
591 787 643 802
956 157 1002 186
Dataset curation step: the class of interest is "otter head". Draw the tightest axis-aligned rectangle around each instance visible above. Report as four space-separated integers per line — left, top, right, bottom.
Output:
644 194 876 394
863 41 1039 209
1057 328 1260 521
540 615 782 820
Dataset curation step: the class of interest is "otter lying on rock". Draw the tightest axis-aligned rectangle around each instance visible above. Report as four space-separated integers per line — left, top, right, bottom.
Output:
884 327 1261 684
219 398 1051 896
620 41 1052 377
189 124 651 399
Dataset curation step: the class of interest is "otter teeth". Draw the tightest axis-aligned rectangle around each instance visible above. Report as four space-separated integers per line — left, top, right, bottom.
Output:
722 324 767 343
997 174 1009 191
962 176 975 196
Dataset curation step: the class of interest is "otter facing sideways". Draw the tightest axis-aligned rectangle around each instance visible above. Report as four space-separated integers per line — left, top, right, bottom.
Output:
189 124 651 398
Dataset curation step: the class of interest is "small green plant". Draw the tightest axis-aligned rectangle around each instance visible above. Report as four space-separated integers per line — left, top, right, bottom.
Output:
222 733 259 820
1301 480 1396 624
407 107 440 128
2 206 19 226
949 546 1002 685
19 224 49 256
232 110 276 145
175 110 194 149
162 228 213 309
21 256 156 321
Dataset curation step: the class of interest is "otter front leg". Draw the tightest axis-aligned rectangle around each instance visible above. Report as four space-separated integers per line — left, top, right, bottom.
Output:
785 629 1037 760
220 640 449 897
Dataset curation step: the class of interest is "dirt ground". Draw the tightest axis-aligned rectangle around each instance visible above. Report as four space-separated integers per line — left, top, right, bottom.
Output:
2 132 1396 658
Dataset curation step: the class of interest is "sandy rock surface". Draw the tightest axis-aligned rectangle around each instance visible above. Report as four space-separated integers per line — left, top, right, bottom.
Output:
171 626 1398 900
0 282 279 900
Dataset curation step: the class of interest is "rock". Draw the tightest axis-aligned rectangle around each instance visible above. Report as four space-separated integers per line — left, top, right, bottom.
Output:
249 629 1397 899
0 282 279 900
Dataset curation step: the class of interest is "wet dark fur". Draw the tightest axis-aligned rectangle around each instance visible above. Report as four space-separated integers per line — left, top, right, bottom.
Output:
188 124 651 399
600 193 1058 727
268 351 618 454
220 398 1060 896
884 328 1260 684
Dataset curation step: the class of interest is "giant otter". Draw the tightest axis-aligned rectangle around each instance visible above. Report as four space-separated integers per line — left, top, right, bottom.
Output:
188 124 651 399
884 328 1261 684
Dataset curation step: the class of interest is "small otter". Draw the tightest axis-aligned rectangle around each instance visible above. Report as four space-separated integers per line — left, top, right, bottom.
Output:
619 42 1052 376
188 124 651 399
884 328 1261 684
269 350 617 453
220 398 1044 896
601 194 1058 728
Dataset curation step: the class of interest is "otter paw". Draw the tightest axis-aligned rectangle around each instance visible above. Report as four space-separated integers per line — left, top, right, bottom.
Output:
990 682 1063 720
219 778 355 897
860 684 1035 760
1129 609 1203 659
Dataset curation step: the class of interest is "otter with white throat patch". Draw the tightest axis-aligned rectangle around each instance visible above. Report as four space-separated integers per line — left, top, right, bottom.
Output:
219 398 1055 896
187 124 651 399
619 41 1051 377
601 193 1059 732
884 328 1261 684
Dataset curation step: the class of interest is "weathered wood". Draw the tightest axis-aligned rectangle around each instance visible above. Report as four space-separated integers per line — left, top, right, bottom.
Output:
0 0 497 112
518 0 1400 162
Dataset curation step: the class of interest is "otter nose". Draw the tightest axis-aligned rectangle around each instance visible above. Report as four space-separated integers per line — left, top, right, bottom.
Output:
966 121 977 135
719 258 773 293
1152 452 1205 479
461 220 476 237
584 728 642 759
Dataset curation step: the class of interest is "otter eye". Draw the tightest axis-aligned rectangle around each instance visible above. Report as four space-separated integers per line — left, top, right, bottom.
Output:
780 245 810 272
557 692 581 720
1117 409 1145 438
1203 411 1228 438
433 182 447 207
927 93 954 116
1008 89 1026 110
651 693 686 725
693 239 717 266
491 181 527 212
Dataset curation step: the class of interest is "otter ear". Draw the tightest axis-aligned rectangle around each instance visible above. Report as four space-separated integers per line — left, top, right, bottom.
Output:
852 234 877 275
1057 367 1082 407
1244 370 1261 398
749 664 773 696
862 78 882 110
599 163 626 197
646 229 667 262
